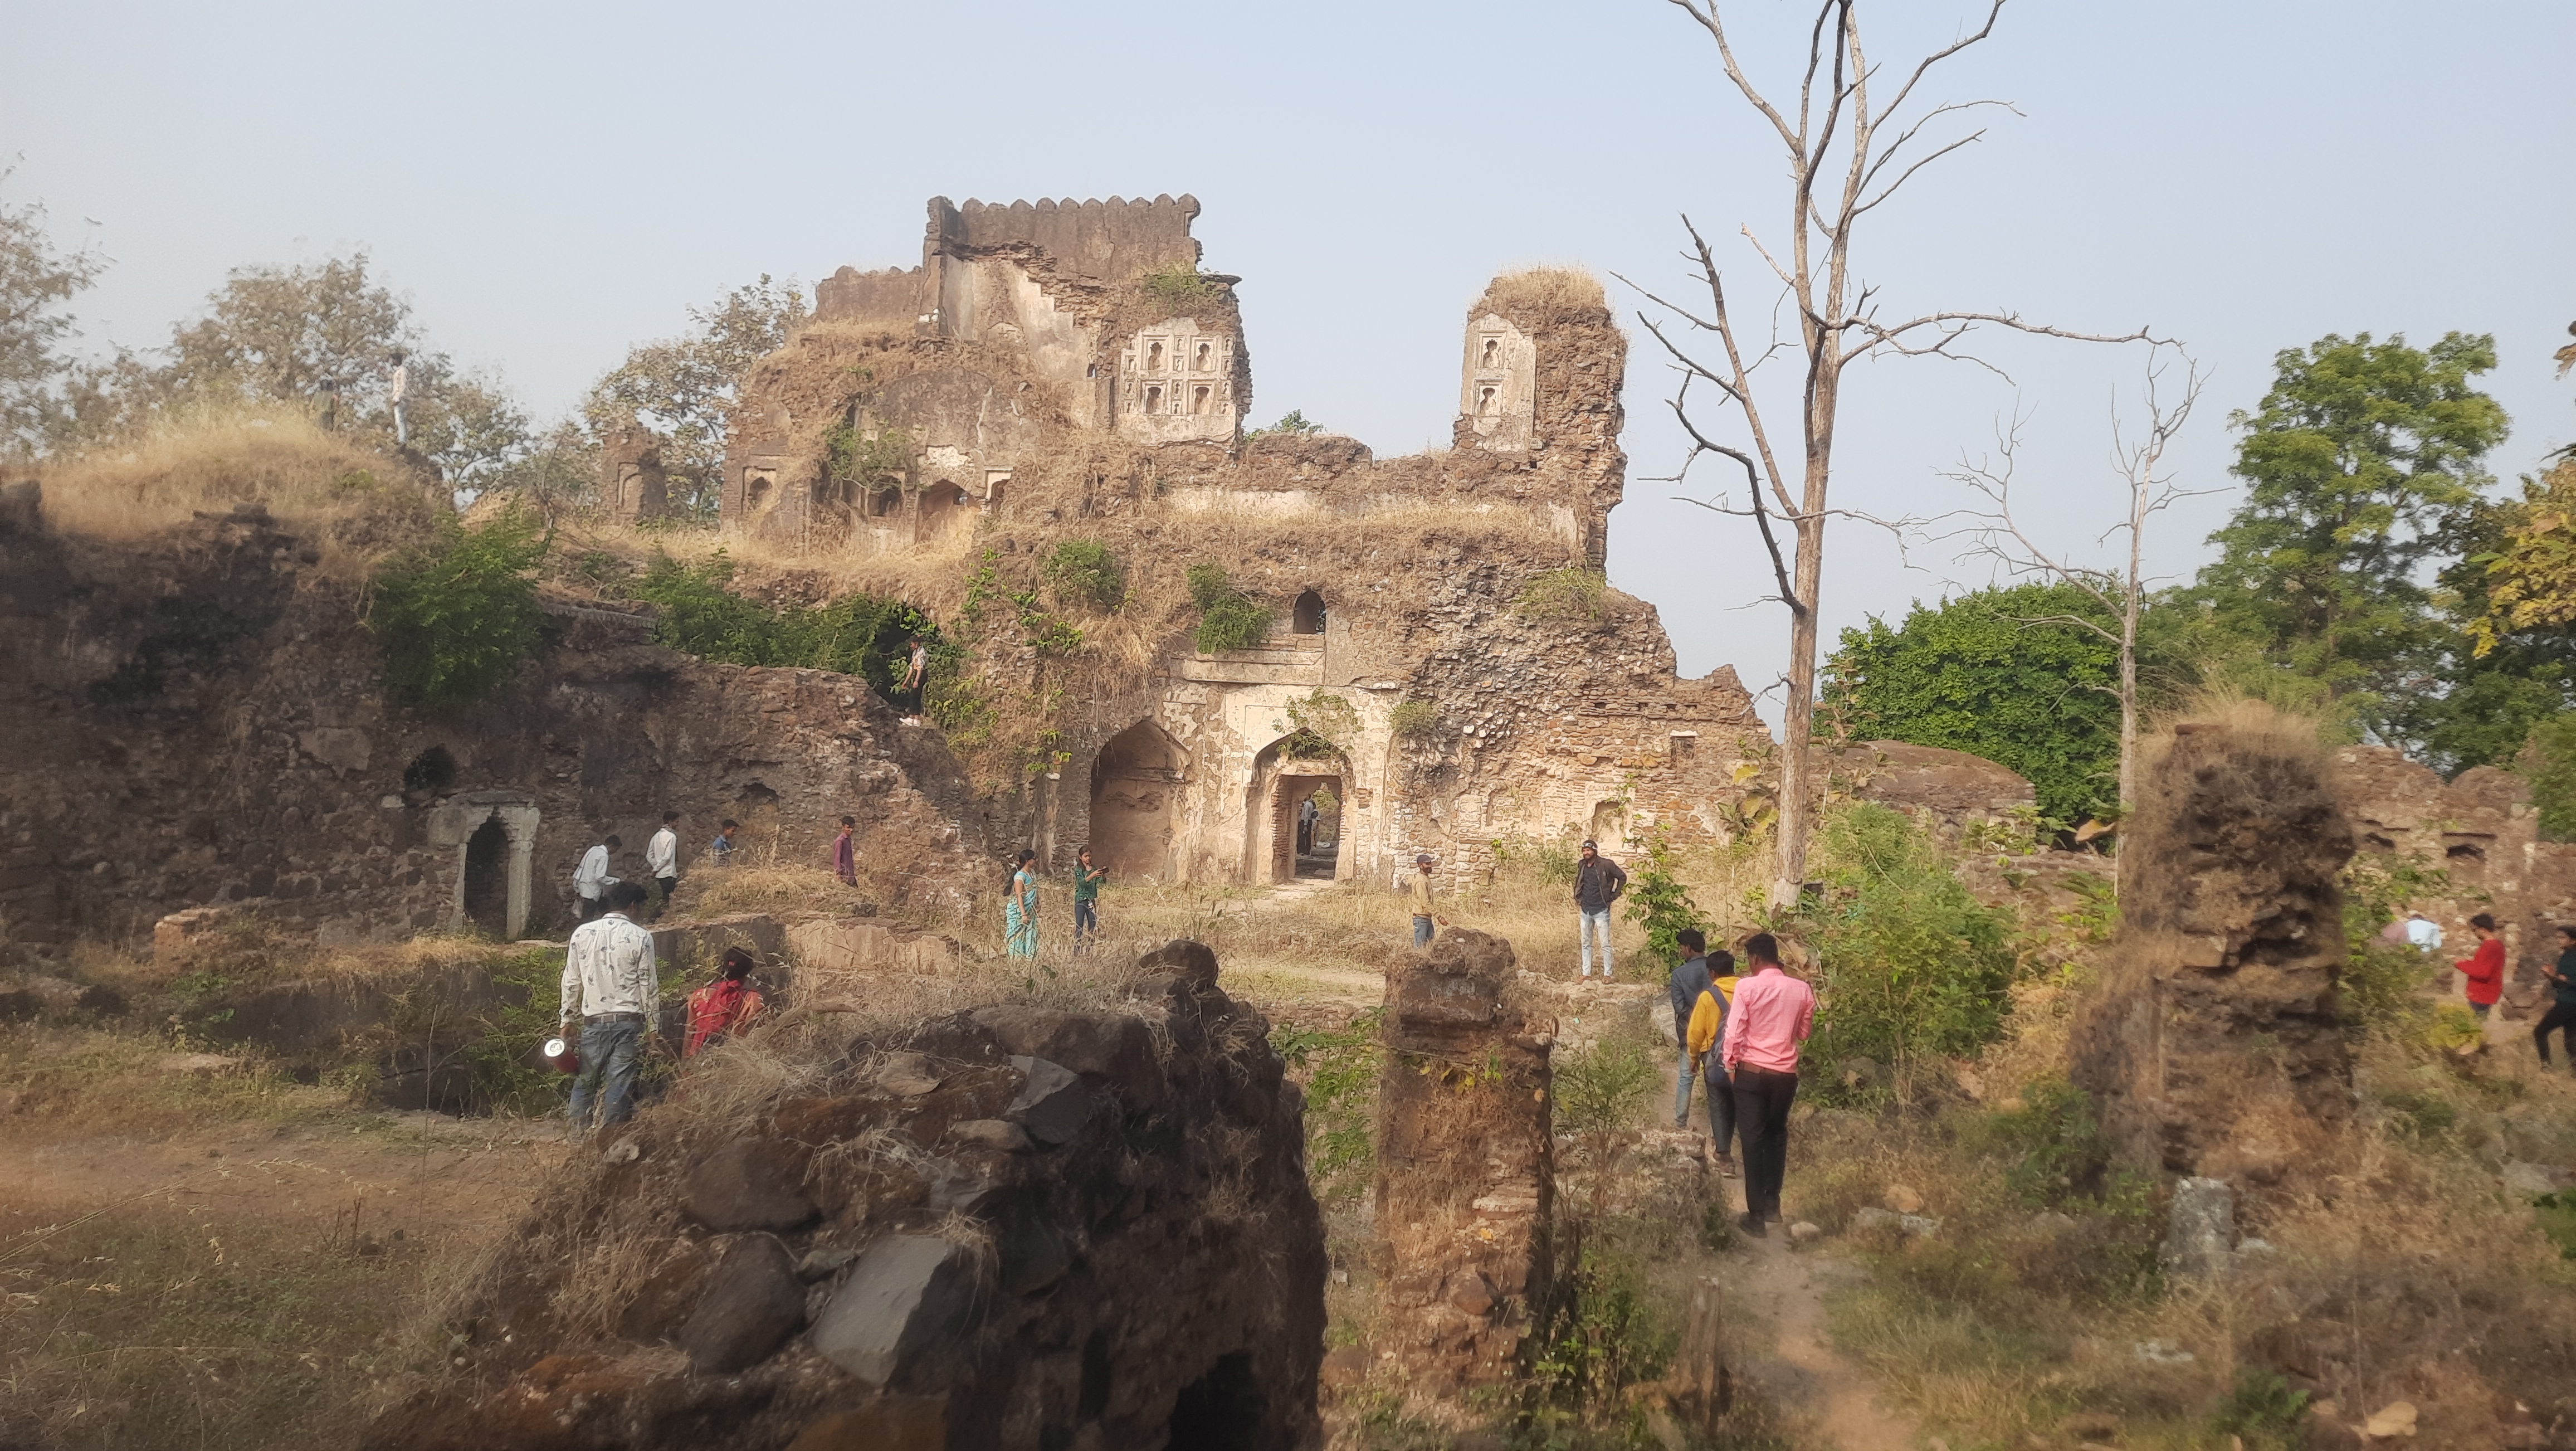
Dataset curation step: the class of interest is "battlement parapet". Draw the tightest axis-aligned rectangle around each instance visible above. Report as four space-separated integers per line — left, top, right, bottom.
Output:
927 194 1201 282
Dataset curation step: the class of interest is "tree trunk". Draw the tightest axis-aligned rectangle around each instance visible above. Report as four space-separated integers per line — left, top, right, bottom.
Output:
1770 359 1840 912
1667 1274 1733 1433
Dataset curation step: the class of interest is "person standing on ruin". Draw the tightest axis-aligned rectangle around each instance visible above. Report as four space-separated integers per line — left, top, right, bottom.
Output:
832 816 858 887
646 810 680 919
573 834 620 923
2455 912 2505 1020
1573 840 1628 979
559 881 658 1143
1072 846 1106 952
1722 932 1815 1236
710 819 740 869
2534 925 2576 1070
1408 853 1446 948
1005 849 1041 959
897 636 929 727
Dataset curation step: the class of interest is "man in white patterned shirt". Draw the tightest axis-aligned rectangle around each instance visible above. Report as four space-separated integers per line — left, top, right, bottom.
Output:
559 881 660 1142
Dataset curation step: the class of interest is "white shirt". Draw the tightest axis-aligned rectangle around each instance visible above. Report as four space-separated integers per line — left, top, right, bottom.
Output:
574 844 612 899
2406 916 2444 951
560 912 658 1020
646 827 677 879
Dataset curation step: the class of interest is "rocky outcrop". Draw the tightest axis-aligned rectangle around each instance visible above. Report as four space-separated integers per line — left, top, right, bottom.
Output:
1373 928 1554 1390
364 939 1324 1451
2073 713 2357 1204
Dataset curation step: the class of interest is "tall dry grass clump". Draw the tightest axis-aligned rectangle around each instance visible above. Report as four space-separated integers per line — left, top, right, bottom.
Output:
1480 266 1607 321
36 403 435 571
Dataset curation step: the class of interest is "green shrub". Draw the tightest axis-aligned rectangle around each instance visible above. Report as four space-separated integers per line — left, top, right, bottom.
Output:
1186 564 1272 651
1244 409 1323 439
627 551 939 705
1139 263 1217 309
1805 803 2018 1097
1041 539 1125 611
367 501 549 704
1515 566 1609 626
1272 1009 1380 1205
822 421 913 485
458 947 572 1117
1390 699 1438 738
2213 1366 2311 1450
1622 831 1709 975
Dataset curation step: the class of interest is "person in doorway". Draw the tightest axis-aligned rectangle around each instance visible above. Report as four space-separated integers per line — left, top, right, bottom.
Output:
832 816 858 887
1004 849 1040 959
1297 796 1318 856
2534 925 2576 1070
573 834 621 923
1681 942 1742 1178
2455 913 2505 1019
559 881 658 1143
1723 932 1816 1236
710 819 740 869
684 947 766 1058
2406 910 2445 953
897 636 929 726
1574 840 1628 979
646 810 680 919
1072 846 1106 953
1409 853 1447 949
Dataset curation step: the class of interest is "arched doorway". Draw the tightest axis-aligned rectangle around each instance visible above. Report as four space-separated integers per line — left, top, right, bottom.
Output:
1291 590 1325 635
1245 734 1351 884
1090 722 1188 883
916 480 972 541
461 816 509 938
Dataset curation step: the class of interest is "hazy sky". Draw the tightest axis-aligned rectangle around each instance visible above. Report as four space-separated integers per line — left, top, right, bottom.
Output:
9 1 2573 722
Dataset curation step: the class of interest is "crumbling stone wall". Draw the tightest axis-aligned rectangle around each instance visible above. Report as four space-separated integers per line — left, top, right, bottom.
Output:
364 940 1324 1451
2072 716 2357 1200
1373 928 1554 1390
0 503 987 962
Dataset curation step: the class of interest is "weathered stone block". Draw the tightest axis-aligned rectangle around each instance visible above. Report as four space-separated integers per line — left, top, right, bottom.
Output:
1007 1055 1090 1145
679 1138 815 1233
969 1006 1162 1105
809 1235 981 1390
152 905 231 964
676 1234 807 1373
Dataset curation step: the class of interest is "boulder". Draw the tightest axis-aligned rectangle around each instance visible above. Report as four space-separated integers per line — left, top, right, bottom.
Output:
969 1006 1163 1105
679 1139 816 1233
947 1119 1031 1152
1007 1055 1091 1145
788 917 958 982
1136 938 1219 991
809 1235 983 1390
783 1399 948 1451
153 906 232 965
676 1235 808 1374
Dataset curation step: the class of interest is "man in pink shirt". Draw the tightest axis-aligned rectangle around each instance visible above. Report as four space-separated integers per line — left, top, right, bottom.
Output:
1721 932 1817 1237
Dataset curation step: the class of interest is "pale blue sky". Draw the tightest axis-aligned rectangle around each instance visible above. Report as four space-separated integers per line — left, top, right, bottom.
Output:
9 1 2573 720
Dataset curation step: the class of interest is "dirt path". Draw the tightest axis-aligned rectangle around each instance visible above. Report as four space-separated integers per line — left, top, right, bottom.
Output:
1731 1232 1921 1451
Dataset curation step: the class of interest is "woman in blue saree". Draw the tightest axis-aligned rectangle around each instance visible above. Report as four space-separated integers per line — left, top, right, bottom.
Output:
1004 849 1040 960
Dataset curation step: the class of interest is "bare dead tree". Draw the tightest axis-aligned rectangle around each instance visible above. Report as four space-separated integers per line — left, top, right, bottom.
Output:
1948 345 2207 853
1628 0 2159 910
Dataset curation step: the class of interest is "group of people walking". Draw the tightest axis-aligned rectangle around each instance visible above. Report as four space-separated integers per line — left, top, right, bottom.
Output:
999 846 1110 960
1672 929 1817 1237
572 811 741 924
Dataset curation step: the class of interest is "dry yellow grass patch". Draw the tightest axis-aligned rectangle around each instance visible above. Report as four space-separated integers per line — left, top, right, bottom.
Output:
1481 265 1608 319
35 405 436 572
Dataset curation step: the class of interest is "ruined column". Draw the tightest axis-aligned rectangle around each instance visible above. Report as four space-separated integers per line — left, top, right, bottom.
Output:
1373 927 1553 1389
597 426 669 524
2072 713 2358 1196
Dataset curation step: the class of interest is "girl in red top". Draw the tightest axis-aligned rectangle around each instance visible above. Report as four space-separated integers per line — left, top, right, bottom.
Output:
2455 912 2506 1019
685 948 765 1058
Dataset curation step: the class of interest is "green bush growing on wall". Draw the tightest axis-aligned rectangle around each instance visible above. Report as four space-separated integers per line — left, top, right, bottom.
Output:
367 502 550 704
1042 539 1125 611
822 421 914 486
628 551 939 707
1186 563 1272 653
1514 567 1609 626
1390 699 1439 738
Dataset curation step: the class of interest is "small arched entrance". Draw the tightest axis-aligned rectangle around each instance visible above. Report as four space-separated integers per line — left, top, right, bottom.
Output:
1090 722 1189 883
1245 734 1351 884
461 817 509 937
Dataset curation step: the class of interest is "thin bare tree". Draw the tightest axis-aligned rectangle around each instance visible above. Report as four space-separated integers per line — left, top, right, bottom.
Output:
1628 0 2158 910
1948 347 2207 843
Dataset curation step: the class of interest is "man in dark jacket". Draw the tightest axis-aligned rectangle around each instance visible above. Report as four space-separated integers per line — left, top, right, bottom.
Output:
1574 839 1629 979
2536 924 2576 1069
1669 932 1740 1175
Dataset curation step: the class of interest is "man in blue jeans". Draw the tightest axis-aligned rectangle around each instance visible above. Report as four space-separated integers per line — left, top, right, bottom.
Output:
1667 932 1740 1176
1574 839 1628 978
559 880 660 1143
1408 853 1445 948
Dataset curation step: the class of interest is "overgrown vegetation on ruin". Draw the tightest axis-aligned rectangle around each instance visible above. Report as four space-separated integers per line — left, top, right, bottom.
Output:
365 501 549 704
625 551 939 706
1187 562 1274 653
1041 538 1125 611
1514 566 1609 626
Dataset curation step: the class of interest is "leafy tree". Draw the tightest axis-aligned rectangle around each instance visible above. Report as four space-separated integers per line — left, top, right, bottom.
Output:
162 254 417 408
0 172 104 456
1823 582 2185 826
367 503 550 703
2188 332 2510 747
1621 831 1709 972
1243 409 1322 439
580 276 807 518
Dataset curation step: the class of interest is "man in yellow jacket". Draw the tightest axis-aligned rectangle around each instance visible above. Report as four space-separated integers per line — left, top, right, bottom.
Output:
1680 933 1741 1177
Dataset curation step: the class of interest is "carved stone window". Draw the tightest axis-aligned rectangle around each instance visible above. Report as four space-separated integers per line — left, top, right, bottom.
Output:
1146 340 1165 371
1194 341 1213 372
1190 386 1213 416
1144 385 1164 415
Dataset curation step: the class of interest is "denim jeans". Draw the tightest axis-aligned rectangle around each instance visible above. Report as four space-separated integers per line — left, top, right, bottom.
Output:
567 1014 645 1140
1413 914 1435 949
1074 898 1098 948
1675 1048 1738 1153
1579 907 1614 976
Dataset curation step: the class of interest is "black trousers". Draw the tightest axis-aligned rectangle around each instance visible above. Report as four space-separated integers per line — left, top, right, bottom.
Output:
1702 1062 1737 1158
1731 1067 1799 1218
2536 1001 2576 1063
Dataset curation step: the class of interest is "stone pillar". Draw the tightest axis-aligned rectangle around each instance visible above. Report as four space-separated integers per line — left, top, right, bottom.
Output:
499 805 540 941
1373 927 1553 1389
2072 715 2358 1197
597 426 669 524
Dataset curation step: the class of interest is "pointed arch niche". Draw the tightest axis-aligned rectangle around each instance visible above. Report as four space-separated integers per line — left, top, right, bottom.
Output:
1089 722 1189 884
1244 734 1353 884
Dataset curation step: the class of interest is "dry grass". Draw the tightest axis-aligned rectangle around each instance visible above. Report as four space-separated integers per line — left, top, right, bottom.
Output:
1480 266 1608 321
35 404 437 573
